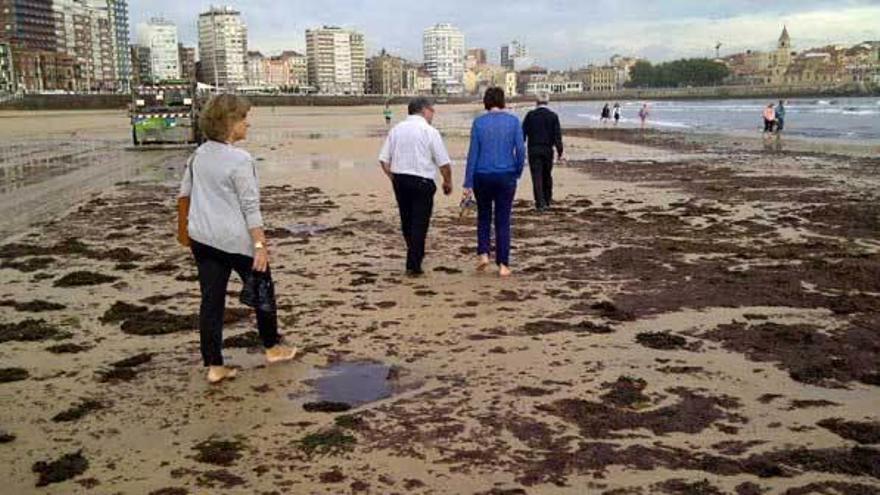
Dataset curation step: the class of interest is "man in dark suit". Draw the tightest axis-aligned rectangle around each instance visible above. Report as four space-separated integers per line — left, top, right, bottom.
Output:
522 92 563 211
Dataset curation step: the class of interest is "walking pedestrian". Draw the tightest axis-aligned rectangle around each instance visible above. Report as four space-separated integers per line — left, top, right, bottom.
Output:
613 103 621 126
638 103 649 129
522 91 563 212
463 87 525 278
763 103 776 134
383 103 393 127
775 100 786 134
601 103 611 125
378 97 453 276
178 94 298 384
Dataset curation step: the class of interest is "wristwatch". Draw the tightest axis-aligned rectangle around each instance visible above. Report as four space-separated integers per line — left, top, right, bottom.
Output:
254 241 265 250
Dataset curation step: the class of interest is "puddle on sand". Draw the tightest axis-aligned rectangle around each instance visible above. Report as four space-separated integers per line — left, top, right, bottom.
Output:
293 361 413 410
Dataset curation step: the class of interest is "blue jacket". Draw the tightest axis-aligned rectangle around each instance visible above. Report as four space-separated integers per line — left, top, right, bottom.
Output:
464 111 526 189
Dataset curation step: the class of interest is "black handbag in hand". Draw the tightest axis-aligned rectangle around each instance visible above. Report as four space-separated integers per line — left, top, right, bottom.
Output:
240 270 277 314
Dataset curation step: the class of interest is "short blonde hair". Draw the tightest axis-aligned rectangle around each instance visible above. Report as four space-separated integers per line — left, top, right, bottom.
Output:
199 94 251 142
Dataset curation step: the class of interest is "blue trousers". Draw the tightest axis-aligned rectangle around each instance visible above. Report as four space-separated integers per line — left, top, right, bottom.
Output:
474 173 517 266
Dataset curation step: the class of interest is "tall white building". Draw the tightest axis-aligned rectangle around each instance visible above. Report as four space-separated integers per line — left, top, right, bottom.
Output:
305 26 365 95
198 6 248 88
423 23 465 94
137 18 180 82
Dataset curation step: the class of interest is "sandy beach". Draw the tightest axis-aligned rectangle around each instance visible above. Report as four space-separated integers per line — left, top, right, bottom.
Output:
0 105 878 494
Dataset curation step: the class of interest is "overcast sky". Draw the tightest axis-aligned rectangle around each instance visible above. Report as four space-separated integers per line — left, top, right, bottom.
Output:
131 0 880 68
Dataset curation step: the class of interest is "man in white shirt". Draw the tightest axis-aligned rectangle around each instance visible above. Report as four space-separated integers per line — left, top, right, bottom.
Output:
378 97 453 276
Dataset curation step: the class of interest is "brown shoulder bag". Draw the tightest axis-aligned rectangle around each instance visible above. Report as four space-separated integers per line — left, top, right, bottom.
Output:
177 155 195 247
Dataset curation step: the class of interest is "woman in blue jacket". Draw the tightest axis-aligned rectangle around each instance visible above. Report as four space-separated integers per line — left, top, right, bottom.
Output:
463 87 526 277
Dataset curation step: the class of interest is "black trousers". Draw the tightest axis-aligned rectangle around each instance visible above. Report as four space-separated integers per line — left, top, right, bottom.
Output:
528 146 555 208
392 173 436 272
191 240 279 366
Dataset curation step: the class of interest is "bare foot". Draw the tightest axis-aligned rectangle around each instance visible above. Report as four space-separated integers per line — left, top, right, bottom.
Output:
499 265 512 277
476 255 490 272
207 366 237 384
266 345 298 364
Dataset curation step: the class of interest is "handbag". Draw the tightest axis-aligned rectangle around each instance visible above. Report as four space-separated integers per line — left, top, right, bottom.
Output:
458 190 477 221
177 155 195 247
240 270 277 313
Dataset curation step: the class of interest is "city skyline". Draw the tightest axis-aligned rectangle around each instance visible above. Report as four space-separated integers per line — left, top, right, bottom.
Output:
130 0 880 68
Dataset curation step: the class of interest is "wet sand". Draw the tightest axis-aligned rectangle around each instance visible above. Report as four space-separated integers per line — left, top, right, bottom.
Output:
0 106 879 494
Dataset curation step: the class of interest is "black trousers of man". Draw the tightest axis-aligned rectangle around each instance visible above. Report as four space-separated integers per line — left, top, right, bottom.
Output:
392 173 436 274
528 146 555 209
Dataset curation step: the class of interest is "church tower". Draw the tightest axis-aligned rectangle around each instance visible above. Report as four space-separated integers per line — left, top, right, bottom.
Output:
771 26 793 83
778 26 791 51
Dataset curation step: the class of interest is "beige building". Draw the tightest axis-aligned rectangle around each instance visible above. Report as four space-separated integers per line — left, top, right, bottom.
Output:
724 27 795 85
280 50 307 88
784 52 840 85
505 71 517 97
574 65 617 92
466 48 486 71
306 25 366 95
367 50 406 95
841 42 879 83
464 64 510 95
415 66 433 94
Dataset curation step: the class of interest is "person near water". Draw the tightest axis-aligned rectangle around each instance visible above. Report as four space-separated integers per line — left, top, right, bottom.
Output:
638 103 649 129
178 94 298 384
601 103 611 124
463 87 525 278
522 91 563 212
763 103 776 134
383 103 393 126
378 97 453 276
613 103 621 126
775 100 786 133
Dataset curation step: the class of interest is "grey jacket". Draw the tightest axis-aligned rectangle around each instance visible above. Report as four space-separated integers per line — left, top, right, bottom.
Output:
179 141 263 257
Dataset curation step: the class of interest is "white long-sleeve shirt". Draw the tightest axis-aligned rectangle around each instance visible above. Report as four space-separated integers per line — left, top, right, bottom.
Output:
179 141 263 257
378 115 452 180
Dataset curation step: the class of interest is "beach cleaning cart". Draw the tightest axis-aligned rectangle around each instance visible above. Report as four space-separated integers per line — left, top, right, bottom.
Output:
129 80 202 148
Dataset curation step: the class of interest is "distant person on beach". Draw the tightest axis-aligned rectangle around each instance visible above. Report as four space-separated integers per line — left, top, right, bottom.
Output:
613 103 621 126
763 103 776 134
179 94 298 384
378 97 453 276
601 103 611 124
464 87 525 277
522 91 563 212
638 103 649 129
775 100 786 134
383 103 393 126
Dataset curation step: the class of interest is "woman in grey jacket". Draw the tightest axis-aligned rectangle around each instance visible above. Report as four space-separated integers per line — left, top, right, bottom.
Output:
179 94 297 383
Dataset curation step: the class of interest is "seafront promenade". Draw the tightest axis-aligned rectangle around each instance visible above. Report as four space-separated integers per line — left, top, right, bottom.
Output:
1 82 876 111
